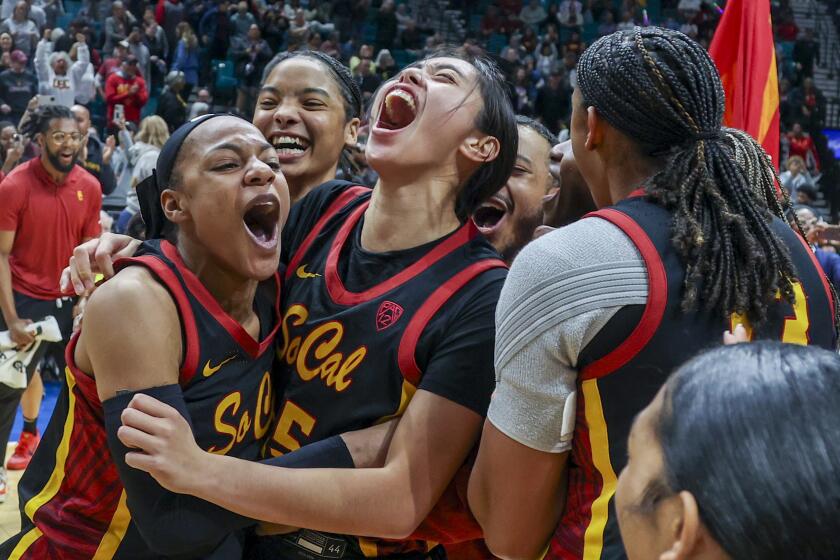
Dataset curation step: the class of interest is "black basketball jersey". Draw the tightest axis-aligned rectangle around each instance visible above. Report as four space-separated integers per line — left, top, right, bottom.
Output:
548 194 836 560
261 182 506 559
5 240 280 560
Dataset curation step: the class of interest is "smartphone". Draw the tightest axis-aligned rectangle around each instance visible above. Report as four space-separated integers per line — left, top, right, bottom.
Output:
817 225 840 243
114 104 124 123
37 94 56 106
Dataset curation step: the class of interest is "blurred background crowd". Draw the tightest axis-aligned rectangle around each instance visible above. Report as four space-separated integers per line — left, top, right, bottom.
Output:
0 0 836 234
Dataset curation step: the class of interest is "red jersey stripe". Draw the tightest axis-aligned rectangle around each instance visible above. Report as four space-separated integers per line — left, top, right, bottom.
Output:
285 186 372 282
579 208 668 381
397 259 507 386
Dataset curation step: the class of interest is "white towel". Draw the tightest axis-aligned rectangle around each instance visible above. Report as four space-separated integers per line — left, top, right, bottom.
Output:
0 316 63 389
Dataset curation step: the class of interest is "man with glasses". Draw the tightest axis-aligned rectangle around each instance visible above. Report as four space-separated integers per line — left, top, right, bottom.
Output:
0 105 100 495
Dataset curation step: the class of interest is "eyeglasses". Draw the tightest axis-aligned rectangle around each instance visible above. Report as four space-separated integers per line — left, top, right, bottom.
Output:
49 131 84 144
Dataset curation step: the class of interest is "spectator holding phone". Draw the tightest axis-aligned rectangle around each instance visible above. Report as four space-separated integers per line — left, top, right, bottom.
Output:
0 49 35 124
34 30 95 107
0 121 23 180
104 54 147 128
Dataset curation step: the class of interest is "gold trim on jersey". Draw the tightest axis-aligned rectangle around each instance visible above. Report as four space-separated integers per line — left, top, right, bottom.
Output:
375 379 417 424
8 527 42 560
582 379 618 560
358 538 379 557
10 370 80 559
93 490 131 559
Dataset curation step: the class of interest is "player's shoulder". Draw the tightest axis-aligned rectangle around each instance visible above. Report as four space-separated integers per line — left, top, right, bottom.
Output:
514 216 640 280
283 180 371 262
85 266 178 333
296 180 371 219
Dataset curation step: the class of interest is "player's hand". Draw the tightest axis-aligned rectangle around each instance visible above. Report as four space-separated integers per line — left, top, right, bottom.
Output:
255 523 300 536
119 393 204 494
59 234 141 296
26 95 38 112
723 323 749 345
72 296 86 333
8 318 34 348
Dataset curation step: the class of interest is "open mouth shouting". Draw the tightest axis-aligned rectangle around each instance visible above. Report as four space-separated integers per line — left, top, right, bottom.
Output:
374 84 419 133
58 149 76 167
242 193 281 251
473 193 512 236
270 133 311 162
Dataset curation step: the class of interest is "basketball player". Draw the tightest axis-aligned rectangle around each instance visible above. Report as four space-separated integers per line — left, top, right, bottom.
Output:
61 50 365 297
467 27 837 560
254 51 362 203
110 50 515 559
0 115 290 558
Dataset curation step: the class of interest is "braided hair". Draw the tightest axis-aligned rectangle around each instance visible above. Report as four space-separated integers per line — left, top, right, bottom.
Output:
262 50 363 177
577 27 801 326
20 104 74 140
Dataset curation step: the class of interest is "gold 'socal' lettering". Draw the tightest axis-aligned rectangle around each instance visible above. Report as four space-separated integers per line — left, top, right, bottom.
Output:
254 372 274 439
279 304 367 392
209 371 273 454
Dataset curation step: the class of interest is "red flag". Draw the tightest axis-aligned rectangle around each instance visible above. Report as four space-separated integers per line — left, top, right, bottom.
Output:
709 0 780 168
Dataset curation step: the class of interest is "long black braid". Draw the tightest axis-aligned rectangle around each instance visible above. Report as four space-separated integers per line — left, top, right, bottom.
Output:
577 27 810 327
19 104 74 140
730 125 840 335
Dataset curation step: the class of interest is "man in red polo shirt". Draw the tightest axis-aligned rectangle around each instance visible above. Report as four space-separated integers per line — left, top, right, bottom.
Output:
0 104 100 499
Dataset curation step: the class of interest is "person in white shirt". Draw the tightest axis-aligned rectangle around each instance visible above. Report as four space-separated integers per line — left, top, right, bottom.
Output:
0 1 37 58
34 32 95 107
520 0 547 30
557 0 583 28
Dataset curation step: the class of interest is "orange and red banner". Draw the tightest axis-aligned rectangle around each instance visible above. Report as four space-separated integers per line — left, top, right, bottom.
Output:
709 0 780 167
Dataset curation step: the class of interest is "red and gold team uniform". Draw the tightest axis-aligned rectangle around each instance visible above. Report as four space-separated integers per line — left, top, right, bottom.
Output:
549 195 836 559
0 240 280 559
254 181 507 559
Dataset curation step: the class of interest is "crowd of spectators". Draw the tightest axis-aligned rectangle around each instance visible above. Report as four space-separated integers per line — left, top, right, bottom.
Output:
0 0 835 230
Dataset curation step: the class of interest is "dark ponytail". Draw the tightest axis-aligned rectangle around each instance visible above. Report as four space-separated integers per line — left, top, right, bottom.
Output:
577 27 798 326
